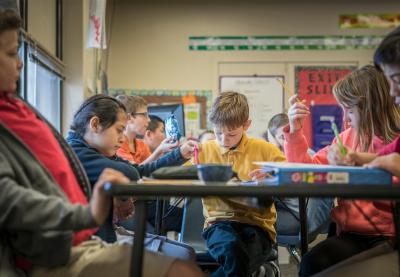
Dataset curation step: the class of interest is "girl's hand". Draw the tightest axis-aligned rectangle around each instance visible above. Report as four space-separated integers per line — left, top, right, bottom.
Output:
288 95 309 133
180 140 198 159
249 168 272 181
365 153 400 178
327 144 353 166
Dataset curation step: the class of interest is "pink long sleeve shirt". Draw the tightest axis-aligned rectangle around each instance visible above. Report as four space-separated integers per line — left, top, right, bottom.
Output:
283 126 395 239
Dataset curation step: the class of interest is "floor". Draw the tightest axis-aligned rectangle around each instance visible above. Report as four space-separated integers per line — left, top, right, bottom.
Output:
277 234 327 276
280 263 298 277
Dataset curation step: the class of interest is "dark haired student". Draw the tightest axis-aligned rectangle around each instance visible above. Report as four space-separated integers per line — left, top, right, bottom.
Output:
66 94 196 260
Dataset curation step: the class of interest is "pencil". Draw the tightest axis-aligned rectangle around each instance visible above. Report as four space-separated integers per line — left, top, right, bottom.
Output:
331 121 347 156
194 144 200 165
276 78 301 103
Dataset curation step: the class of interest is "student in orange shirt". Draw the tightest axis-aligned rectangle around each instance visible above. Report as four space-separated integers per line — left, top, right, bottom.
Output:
116 95 191 165
115 95 195 233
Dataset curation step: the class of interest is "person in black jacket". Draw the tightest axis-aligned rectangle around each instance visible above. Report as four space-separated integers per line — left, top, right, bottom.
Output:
67 95 195 185
66 95 195 242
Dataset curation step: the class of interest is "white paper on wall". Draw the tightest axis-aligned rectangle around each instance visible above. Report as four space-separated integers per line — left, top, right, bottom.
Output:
87 0 107 49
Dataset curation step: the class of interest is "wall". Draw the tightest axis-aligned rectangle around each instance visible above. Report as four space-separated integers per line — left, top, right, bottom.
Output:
63 0 96 134
28 0 56 55
106 0 398 109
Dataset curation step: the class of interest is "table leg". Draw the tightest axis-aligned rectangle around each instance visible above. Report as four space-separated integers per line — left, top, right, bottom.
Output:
131 200 147 277
154 198 165 235
299 197 308 256
161 200 169 235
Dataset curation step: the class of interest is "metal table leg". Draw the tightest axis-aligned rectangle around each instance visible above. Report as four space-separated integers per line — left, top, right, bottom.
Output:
131 200 147 277
299 197 308 256
154 198 165 235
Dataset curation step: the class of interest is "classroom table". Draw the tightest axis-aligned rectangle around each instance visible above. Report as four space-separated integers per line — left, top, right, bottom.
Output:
104 181 400 277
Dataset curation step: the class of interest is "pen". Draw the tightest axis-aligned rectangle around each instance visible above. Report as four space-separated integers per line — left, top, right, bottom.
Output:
331 121 347 156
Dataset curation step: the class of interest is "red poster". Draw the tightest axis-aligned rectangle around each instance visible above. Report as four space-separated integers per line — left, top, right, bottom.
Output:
295 66 356 148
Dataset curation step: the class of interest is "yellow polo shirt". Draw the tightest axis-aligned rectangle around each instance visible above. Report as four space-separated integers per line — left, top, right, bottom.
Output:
198 133 286 241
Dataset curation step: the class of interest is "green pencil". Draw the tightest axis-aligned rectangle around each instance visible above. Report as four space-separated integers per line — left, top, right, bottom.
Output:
331 121 347 156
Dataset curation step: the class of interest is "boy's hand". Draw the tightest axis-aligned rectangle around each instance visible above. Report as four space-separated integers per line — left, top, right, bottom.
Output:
90 168 130 225
327 144 353 166
365 153 400 178
249 168 272 181
113 197 136 222
180 140 198 159
155 137 179 155
288 96 309 133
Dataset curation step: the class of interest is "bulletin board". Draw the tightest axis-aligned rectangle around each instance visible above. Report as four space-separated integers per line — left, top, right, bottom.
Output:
219 75 285 138
109 88 213 134
295 66 356 148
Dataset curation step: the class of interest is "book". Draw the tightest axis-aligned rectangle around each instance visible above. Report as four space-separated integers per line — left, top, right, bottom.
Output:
254 162 392 185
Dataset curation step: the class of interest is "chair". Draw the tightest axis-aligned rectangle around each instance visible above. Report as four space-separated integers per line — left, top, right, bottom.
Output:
276 197 333 265
179 198 219 272
179 198 280 276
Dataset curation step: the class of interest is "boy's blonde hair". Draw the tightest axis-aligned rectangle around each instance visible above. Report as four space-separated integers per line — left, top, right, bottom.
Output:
333 65 400 151
115 95 147 115
209 91 249 129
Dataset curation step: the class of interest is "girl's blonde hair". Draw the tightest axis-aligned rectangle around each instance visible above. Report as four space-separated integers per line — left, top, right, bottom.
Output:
333 65 400 151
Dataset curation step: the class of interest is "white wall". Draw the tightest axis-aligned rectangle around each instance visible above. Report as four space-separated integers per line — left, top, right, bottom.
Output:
106 0 398 103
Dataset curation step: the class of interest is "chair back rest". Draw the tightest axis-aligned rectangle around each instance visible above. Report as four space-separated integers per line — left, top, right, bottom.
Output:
179 198 208 252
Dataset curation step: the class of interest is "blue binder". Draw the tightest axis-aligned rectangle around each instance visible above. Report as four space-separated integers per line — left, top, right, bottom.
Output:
254 162 392 186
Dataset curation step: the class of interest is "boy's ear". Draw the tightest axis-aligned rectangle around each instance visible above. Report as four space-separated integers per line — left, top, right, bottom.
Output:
144 130 151 138
243 119 252 131
89 116 101 133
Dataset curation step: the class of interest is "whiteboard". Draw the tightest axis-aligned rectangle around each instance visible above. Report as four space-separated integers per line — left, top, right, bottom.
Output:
219 76 285 138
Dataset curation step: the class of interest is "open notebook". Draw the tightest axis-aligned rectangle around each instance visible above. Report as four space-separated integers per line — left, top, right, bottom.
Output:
254 162 393 185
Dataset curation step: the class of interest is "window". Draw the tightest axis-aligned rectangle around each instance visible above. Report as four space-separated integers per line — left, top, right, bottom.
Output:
19 31 64 131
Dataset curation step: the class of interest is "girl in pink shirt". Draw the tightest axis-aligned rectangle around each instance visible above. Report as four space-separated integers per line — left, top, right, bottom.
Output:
284 65 400 276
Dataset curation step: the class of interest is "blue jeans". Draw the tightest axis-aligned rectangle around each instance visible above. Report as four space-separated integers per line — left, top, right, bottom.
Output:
202 221 272 277
276 197 334 237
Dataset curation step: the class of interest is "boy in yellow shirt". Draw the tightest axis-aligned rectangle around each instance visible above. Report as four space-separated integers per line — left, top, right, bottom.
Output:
197 91 286 276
